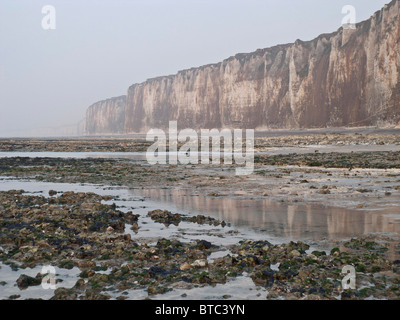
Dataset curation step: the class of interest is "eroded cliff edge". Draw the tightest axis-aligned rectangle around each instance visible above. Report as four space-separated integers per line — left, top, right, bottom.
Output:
86 96 126 135
86 0 400 134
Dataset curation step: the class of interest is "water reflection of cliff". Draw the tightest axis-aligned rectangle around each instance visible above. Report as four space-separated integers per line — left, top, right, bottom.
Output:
134 188 400 241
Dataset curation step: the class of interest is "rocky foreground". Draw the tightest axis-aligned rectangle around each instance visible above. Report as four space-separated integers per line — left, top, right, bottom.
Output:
1 134 400 299
0 190 399 300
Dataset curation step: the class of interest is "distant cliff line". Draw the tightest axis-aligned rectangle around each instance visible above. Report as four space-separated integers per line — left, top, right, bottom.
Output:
86 0 400 135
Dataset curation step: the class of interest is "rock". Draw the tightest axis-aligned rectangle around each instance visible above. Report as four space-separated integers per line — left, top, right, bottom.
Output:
251 269 275 288
147 210 182 226
78 260 96 270
16 274 42 289
51 287 78 300
180 263 192 271
74 279 86 290
148 266 168 278
192 259 207 268
37 240 50 248
290 250 301 257
330 248 340 256
196 240 212 250
311 250 327 257
318 189 331 194
298 270 309 281
306 254 318 260
262 244 270 251
147 285 170 296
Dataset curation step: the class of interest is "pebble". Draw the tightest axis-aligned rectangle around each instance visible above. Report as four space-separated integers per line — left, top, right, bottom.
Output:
180 263 192 271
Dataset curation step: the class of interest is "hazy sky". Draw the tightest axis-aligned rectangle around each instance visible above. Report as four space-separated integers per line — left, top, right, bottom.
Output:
0 0 391 136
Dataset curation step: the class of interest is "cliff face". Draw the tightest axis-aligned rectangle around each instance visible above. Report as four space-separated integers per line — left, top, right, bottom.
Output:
87 0 400 134
85 96 126 135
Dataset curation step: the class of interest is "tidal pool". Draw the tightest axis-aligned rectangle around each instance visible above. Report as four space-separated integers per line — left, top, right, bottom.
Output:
134 188 400 241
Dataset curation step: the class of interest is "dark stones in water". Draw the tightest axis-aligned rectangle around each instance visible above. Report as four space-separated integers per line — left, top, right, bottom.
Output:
147 209 226 227
16 274 42 289
196 240 212 250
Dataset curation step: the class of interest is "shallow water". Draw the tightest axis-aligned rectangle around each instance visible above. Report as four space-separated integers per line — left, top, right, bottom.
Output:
0 177 284 246
134 188 400 241
4 176 398 243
